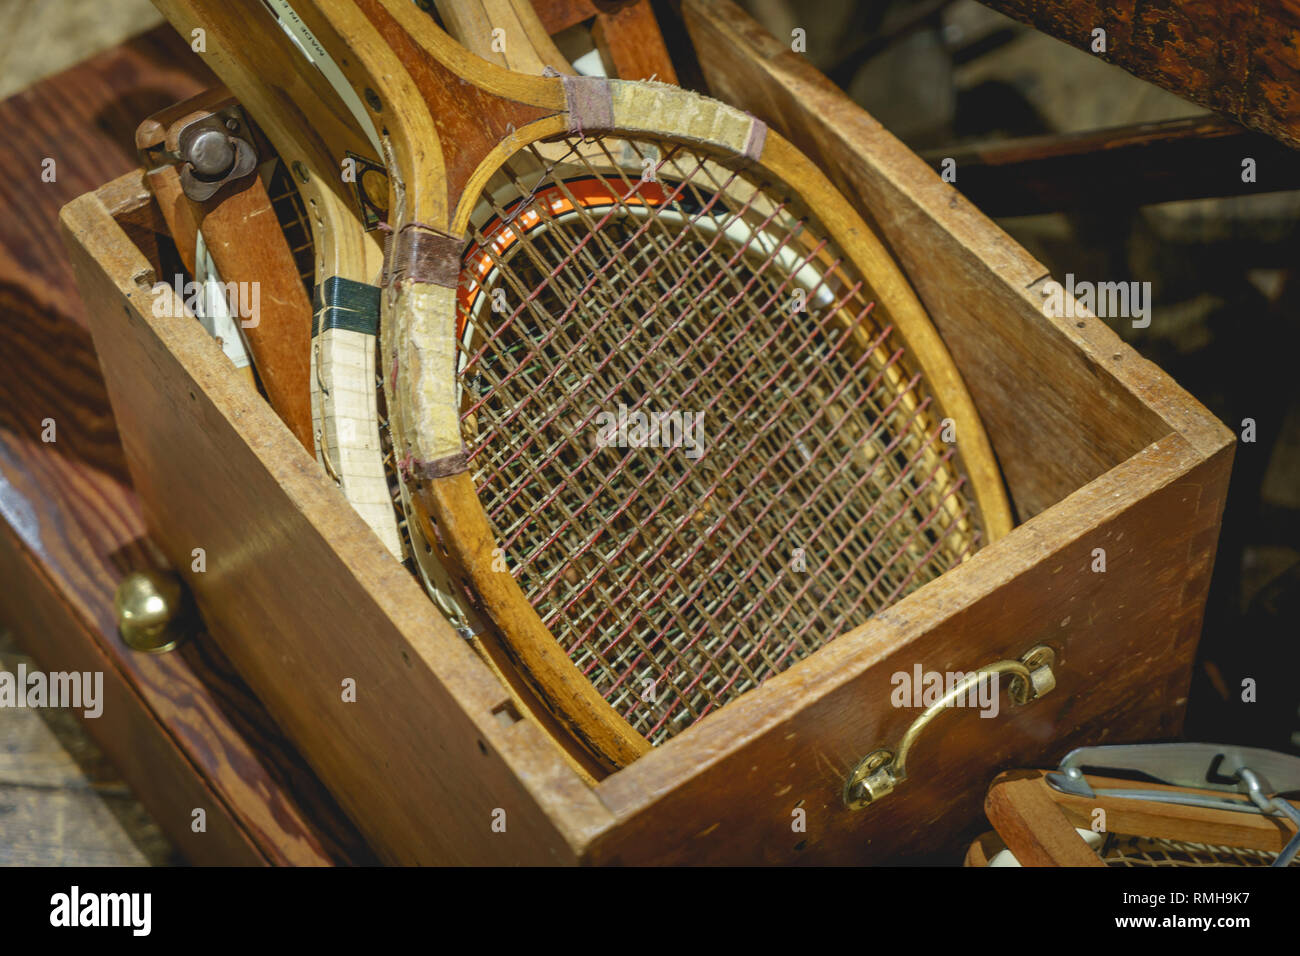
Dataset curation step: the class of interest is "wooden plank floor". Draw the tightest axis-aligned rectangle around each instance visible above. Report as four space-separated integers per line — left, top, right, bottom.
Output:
0 631 177 865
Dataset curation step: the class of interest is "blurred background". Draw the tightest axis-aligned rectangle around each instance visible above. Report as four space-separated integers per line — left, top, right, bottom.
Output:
1 0 1296 864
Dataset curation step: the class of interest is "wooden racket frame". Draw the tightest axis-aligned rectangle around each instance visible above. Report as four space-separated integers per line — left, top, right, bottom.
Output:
439 0 677 82
282 0 1012 770
438 0 573 74
136 87 319 450
971 769 1300 866
153 0 404 558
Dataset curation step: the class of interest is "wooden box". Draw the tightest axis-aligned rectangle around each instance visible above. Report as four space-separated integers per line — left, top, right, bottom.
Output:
57 6 1232 865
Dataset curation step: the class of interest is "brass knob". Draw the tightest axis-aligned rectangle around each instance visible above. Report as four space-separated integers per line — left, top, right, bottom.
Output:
114 570 188 653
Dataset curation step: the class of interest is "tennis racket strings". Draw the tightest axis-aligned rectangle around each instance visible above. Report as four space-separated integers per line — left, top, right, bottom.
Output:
448 134 984 745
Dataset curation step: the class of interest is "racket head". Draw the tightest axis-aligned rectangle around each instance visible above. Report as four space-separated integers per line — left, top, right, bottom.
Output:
386 84 1010 768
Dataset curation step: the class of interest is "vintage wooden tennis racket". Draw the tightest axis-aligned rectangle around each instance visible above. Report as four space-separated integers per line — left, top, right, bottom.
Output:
239 0 1014 770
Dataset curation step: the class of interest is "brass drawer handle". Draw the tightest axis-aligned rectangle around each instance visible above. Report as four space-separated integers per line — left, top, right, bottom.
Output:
843 645 1056 810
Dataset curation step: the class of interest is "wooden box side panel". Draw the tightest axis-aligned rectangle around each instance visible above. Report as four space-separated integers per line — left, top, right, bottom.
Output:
0 385 366 867
61 181 612 865
590 436 1232 864
682 0 1231 521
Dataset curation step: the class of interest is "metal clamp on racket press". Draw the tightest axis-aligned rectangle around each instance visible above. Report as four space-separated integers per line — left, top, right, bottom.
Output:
136 91 261 203
1044 743 1300 867
173 106 258 201
843 645 1057 810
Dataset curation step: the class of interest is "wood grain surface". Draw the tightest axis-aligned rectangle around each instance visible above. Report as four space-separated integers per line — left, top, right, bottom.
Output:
980 0 1300 150
589 2 678 82
1 26 371 865
0 630 175 866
